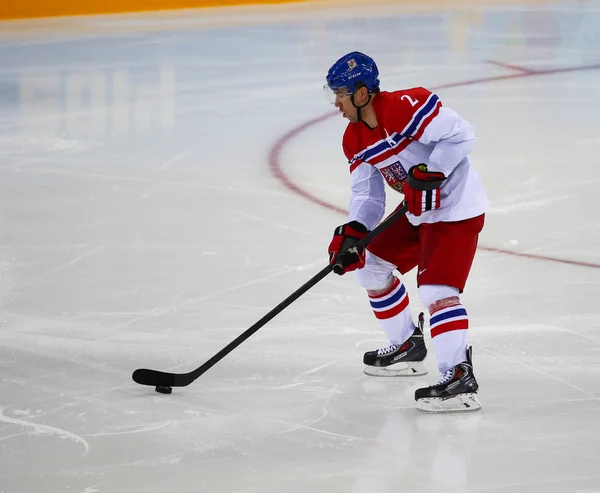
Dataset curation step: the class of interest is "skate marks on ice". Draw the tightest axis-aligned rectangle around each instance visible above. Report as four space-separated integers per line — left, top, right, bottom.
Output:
298 359 340 376
80 420 173 437
478 344 600 402
115 256 327 329
0 407 90 456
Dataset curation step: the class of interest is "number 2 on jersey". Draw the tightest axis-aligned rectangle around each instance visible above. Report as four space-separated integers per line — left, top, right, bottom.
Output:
401 95 420 106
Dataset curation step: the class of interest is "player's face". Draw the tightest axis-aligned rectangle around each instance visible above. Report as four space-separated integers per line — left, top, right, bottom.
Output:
332 89 358 122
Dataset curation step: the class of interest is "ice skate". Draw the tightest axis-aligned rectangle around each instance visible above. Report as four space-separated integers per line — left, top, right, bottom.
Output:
363 312 428 377
415 346 481 413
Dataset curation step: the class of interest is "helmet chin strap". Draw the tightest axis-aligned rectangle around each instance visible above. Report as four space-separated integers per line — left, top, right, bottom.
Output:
351 92 373 126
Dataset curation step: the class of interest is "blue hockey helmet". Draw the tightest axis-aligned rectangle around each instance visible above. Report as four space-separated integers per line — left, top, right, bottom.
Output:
325 52 380 96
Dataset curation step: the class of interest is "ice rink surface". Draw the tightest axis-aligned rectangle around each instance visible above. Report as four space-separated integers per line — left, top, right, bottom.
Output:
1 1 600 491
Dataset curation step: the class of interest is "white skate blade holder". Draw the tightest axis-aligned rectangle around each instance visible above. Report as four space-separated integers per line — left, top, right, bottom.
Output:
416 393 482 414
363 361 428 377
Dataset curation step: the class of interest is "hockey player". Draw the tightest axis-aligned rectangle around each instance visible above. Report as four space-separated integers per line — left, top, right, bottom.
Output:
325 52 489 413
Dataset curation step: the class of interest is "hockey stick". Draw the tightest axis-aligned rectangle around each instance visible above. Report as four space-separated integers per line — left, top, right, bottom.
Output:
132 203 409 389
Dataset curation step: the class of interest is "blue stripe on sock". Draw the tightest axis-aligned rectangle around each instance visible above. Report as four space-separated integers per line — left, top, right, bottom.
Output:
369 284 406 310
430 307 467 326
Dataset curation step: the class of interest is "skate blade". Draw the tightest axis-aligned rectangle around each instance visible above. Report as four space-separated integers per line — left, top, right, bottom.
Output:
363 361 427 377
416 393 482 414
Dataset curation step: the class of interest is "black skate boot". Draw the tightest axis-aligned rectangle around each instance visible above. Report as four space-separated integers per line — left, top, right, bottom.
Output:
363 312 428 377
415 346 481 413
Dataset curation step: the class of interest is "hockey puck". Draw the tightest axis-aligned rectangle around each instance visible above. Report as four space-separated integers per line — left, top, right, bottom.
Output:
155 386 172 394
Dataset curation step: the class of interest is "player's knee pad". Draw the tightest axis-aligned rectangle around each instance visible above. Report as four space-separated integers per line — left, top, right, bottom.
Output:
354 251 397 291
419 284 460 312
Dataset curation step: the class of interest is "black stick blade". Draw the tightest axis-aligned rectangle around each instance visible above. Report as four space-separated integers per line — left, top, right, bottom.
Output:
132 369 177 387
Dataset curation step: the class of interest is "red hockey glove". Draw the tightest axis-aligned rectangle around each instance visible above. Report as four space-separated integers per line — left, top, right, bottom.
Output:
404 164 446 216
328 221 369 275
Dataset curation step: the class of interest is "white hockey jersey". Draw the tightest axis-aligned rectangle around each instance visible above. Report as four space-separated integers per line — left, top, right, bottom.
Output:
342 88 489 229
